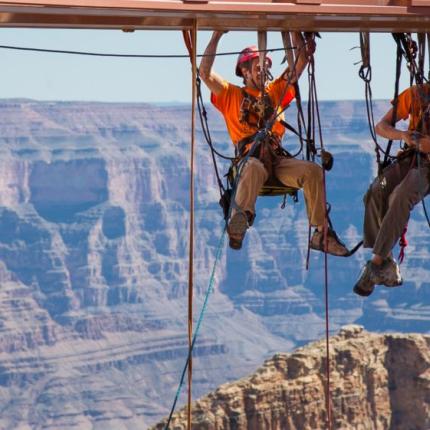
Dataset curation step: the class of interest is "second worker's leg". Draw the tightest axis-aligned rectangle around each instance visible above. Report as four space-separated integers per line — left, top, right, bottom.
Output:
363 159 411 250
355 162 429 296
373 165 430 259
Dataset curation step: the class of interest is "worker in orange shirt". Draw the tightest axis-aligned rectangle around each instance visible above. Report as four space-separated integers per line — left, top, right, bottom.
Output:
354 84 430 296
199 31 348 255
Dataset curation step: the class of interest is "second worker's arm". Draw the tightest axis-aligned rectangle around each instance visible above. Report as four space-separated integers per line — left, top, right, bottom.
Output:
376 108 430 153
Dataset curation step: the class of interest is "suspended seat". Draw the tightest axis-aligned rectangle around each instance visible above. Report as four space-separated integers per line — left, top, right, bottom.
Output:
259 176 298 198
227 162 299 199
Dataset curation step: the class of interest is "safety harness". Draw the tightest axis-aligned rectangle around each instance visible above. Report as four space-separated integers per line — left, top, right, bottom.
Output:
218 87 300 221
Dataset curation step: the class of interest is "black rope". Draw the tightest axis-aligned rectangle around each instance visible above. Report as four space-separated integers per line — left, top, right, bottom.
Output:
418 33 426 85
307 55 318 161
292 83 307 158
195 73 232 199
306 37 362 258
392 34 430 234
381 35 404 172
359 33 379 165
269 39 311 158
427 33 430 81
0 44 291 59
358 33 396 170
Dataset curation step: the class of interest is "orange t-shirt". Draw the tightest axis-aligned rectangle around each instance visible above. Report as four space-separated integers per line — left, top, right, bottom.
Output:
395 84 430 132
211 77 296 147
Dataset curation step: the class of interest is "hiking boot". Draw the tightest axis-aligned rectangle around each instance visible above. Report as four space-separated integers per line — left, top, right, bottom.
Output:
353 261 376 297
380 256 403 287
310 228 349 257
353 258 403 297
227 212 249 250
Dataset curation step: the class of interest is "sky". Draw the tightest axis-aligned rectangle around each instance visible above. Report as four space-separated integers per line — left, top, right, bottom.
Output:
0 29 412 104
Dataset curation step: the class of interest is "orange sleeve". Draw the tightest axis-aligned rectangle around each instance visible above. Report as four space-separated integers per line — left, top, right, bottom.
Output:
393 87 412 121
210 80 231 114
281 85 296 109
268 76 296 108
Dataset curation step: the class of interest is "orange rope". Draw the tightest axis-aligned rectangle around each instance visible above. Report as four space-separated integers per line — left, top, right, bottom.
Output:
183 21 198 430
307 47 333 429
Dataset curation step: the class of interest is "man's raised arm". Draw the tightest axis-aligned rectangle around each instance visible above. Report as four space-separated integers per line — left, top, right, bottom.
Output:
199 31 227 96
282 32 315 84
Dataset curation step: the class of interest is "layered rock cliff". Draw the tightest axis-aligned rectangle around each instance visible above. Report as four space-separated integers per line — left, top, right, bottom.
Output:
0 99 428 428
155 325 430 430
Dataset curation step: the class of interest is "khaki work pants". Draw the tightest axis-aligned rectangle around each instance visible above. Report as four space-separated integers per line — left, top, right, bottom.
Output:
363 155 430 258
232 156 326 227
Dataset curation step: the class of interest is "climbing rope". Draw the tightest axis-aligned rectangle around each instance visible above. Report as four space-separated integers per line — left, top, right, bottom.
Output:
167 31 359 429
164 230 227 429
164 118 275 427
182 23 198 430
195 73 232 202
393 34 430 241
0 44 290 58
165 33 310 426
306 47 333 429
280 31 307 159
359 32 382 168
268 34 313 160
166 26 285 428
379 34 405 172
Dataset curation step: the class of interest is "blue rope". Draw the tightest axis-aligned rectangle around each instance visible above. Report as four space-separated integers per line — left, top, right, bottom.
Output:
164 228 226 429
164 128 271 429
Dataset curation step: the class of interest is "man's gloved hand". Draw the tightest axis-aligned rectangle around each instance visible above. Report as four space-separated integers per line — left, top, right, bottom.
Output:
303 32 320 56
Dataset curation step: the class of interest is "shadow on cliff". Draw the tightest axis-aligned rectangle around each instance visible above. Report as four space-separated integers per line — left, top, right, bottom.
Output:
384 335 430 429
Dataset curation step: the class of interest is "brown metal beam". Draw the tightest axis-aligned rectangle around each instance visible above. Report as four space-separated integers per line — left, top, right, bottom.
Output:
0 0 429 31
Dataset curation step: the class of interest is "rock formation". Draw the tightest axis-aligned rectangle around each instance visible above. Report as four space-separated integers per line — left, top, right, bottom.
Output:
0 99 428 428
155 325 430 430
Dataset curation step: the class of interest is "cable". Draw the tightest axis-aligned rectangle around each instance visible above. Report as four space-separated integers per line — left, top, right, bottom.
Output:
165 32 331 427
164 229 227 429
165 28 273 428
0 44 290 59
186 22 198 430
307 51 332 430
165 102 283 427
394 33 430 232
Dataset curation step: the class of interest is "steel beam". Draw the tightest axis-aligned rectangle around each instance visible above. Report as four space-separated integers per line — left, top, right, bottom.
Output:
0 0 429 31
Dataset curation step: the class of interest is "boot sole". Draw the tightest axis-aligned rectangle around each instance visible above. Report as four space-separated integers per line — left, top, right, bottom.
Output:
353 284 375 297
228 213 248 250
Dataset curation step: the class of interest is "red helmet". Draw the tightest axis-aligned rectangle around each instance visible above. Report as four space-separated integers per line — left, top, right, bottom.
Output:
235 45 272 77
